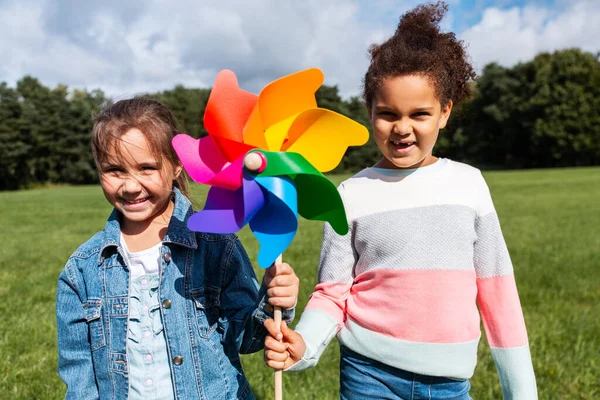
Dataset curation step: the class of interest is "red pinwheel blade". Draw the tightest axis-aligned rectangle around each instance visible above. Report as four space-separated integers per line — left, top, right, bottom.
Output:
204 70 258 161
213 136 256 163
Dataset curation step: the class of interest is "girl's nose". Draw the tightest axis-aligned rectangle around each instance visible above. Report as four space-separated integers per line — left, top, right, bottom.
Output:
122 175 142 193
393 118 413 135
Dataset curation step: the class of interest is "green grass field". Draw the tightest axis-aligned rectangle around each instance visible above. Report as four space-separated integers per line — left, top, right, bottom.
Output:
1 167 599 399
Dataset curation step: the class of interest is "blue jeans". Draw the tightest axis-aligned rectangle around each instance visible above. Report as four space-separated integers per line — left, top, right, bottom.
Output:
340 346 472 400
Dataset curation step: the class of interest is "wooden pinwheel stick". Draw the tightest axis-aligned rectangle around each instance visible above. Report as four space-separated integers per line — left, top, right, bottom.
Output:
273 254 283 400
244 152 284 400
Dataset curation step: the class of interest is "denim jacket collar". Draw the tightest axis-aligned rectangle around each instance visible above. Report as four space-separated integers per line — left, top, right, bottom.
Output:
98 187 198 265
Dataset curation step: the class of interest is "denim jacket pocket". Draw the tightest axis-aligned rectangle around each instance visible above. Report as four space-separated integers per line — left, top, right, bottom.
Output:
109 352 128 375
191 287 220 339
84 299 106 351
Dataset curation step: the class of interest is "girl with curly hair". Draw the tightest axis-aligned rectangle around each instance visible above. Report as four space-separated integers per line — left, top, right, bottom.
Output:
264 2 537 399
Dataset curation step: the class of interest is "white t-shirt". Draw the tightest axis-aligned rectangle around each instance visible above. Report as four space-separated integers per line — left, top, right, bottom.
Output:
120 234 162 280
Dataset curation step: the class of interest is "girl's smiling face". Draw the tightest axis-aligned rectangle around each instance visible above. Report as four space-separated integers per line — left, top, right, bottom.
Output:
368 74 452 169
99 128 181 232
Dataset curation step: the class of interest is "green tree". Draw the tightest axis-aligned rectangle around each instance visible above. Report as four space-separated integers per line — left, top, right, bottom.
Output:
16 76 70 184
0 83 29 189
57 89 108 184
149 85 211 138
316 85 349 116
460 49 600 168
523 49 600 167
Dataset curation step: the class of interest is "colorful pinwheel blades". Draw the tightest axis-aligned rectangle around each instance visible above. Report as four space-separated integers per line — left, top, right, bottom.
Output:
173 68 369 267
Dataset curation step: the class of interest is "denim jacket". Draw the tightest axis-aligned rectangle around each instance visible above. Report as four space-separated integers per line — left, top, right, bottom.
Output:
57 188 293 400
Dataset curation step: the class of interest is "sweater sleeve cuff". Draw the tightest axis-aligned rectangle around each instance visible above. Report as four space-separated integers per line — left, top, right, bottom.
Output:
284 309 340 372
491 345 538 400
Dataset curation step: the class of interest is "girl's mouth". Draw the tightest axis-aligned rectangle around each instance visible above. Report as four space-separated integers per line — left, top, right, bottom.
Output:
390 140 416 152
121 197 150 209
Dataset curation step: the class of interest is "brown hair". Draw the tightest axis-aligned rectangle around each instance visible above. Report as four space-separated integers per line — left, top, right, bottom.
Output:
91 98 189 198
363 1 476 107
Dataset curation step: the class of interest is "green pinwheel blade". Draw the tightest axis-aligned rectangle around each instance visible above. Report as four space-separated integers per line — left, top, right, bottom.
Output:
251 150 349 235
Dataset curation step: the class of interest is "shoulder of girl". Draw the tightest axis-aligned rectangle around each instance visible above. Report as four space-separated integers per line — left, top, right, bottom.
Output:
445 158 481 175
68 230 108 261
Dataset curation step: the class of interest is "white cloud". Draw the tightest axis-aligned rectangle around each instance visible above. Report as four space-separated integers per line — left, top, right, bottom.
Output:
0 0 383 98
0 1 122 88
460 0 600 71
0 0 597 100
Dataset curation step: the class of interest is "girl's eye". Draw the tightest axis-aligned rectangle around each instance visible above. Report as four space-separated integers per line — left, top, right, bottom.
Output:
378 111 396 117
413 112 430 118
104 167 124 174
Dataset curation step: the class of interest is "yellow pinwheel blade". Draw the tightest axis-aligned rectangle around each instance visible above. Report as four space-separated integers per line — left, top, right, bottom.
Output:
263 114 299 151
243 68 324 149
283 109 370 172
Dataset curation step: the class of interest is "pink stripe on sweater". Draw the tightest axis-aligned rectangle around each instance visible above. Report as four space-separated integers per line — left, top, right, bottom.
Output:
477 274 528 348
305 282 351 326
307 269 481 343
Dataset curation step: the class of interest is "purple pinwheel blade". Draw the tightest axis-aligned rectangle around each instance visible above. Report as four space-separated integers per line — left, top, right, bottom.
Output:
250 175 298 268
187 175 266 234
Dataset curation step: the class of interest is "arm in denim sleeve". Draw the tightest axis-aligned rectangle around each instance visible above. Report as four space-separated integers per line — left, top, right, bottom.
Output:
220 236 294 354
56 261 100 400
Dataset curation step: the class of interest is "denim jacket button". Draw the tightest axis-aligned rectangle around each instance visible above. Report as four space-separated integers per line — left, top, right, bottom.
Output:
172 355 183 365
162 299 172 309
163 252 171 263
264 304 274 314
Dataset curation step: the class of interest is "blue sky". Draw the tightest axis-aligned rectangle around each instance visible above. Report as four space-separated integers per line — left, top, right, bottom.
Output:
0 0 597 99
453 0 534 29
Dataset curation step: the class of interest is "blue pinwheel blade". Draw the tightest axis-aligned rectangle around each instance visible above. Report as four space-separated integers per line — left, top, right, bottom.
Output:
250 175 298 268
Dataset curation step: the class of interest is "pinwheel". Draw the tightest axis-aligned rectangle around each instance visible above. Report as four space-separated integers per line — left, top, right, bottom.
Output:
172 68 368 399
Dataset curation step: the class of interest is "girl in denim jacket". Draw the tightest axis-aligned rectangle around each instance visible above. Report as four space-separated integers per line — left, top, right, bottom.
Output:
56 98 299 400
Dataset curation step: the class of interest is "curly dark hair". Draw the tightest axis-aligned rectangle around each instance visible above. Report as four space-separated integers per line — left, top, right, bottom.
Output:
363 1 476 107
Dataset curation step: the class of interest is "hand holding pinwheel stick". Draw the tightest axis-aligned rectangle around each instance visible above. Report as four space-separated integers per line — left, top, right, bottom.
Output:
172 68 368 400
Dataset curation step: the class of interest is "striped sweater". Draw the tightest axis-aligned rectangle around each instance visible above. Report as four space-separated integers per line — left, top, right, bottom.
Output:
289 158 537 399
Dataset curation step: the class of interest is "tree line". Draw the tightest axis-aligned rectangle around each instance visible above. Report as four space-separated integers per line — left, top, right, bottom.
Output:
0 48 598 190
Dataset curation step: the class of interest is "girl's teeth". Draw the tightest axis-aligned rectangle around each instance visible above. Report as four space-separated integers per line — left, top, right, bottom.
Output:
392 141 414 147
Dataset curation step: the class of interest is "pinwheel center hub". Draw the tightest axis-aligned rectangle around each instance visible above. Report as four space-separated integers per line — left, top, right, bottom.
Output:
244 152 267 173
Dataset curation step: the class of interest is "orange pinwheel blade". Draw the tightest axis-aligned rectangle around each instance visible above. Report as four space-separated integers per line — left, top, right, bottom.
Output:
243 68 324 149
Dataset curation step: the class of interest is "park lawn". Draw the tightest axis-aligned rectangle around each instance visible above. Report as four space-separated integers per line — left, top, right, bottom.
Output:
0 167 598 399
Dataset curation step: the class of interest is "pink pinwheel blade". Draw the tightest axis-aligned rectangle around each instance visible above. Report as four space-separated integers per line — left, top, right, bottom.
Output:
187 173 265 234
172 133 244 191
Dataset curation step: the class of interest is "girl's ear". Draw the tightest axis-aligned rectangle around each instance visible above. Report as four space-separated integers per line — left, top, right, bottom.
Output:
439 100 453 129
174 164 183 179
365 102 372 119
